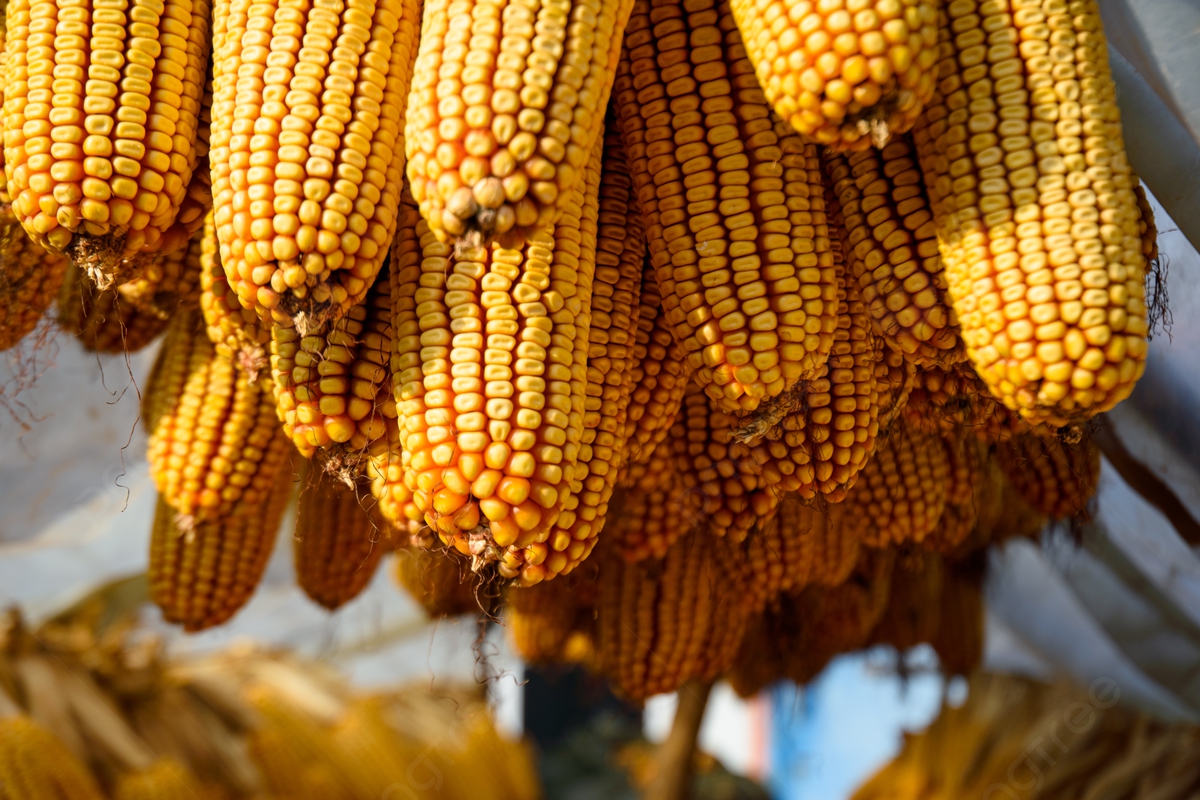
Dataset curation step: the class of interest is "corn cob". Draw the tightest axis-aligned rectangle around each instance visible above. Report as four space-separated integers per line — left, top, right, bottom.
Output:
0 208 68 350
199 210 270 374
0 0 10 205
208 0 421 332
874 345 914 424
731 0 939 149
614 1 839 413
366 419 423 538
607 453 690 561
671 380 777 542
914 0 1153 426
404 0 635 244
329 699 428 800
842 419 948 546
537 127 645 580
392 546 487 617
595 529 749 701
922 431 987 553
270 254 396 465
57 261 171 352
0 716 107 800
505 569 596 664
930 555 983 675
246 690 357 800
869 549 944 651
113 759 219 800
144 309 292 528
116 225 204 319
294 465 390 610
995 428 1097 518
903 362 1023 440
825 136 964 365
2 0 212 285
393 134 603 582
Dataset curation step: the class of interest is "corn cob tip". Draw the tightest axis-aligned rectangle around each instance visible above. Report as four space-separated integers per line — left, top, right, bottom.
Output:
66 234 148 292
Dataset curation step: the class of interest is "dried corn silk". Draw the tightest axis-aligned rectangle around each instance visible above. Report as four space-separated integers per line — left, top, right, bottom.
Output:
58 263 172 353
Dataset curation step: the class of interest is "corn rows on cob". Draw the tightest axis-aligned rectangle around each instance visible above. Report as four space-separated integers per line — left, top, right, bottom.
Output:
116 224 204 318
995 428 1097 518
393 136 603 583
57 261 172 352
366 415 423 536
199 210 270 373
869 549 943 650
915 0 1153 426
903 361 1020 440
3 0 213 284
596 529 749 700
731 0 939 148
0 207 68 350
294 466 390 610
505 569 596 664
404 0 635 244
391 546 486 617
0 715 107 800
607 452 690 561
921 431 986 552
615 0 839 413
825 135 963 365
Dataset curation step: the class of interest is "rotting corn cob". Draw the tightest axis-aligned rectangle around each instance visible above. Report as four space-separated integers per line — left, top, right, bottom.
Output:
614 1 840 413
0 207 68 351
117 225 204 319
672 380 778 542
730 0 940 149
595 529 749 701
58 262 171 352
393 135 603 583
914 0 1153 426
404 0 635 244
842 419 949 546
0 715 107 800
208 0 422 332
922 431 987 553
199 211 271 376
149 465 294 632
270 254 396 467
825 137 964 366
295 465 390 610
995 429 1098 518
505 569 596 664
392 546 488 618
113 759 219 800
869 549 944 651
144 309 293 529
2 0 213 286
607 453 690 561
538 127 646 580
930 554 984 675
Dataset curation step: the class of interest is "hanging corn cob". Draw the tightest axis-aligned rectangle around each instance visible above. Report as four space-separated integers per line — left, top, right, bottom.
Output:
825 136 964 366
209 0 421 331
2 0 212 286
199 211 270 375
614 1 839 413
930 555 984 676
295 465 390 611
914 0 1154 426
0 208 68 351
869 549 944 651
57 262 172 352
246 690 359 800
922 432 988 553
116 226 204 319
595 530 750 701
903 362 1023 441
392 546 487 618
995 429 1098 518
607 453 691 561
404 0 635 244
505 569 597 665
0 716 107 800
393 135 603 583
730 0 939 148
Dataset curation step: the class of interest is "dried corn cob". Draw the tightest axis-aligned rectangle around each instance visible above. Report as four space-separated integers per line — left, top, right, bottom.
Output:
875 346 914 425
392 546 486 618
672 381 778 542
914 0 1153 425
825 137 963 365
2 0 213 285
731 0 939 149
930 555 984 675
810 502 863 586
367 418 423 538
246 690 357 800
595 529 749 701
144 309 292 529
270 256 396 465
614 1 839 412
607 453 691 562
505 569 596 664
209 0 421 331
58 262 171 352
199 211 270 375
922 432 987 553
843 420 948 546
117 226 204 319
870 549 944 651
0 715 106 800
995 429 1098 518
171 66 214 244
113 759 218 800
0 208 68 351
295 466 390 610
393 136 603 582
404 0 635 244
903 362 1023 441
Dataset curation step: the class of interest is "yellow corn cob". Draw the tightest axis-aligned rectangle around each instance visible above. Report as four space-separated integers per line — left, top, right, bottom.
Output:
607 452 690 561
875 345 914 424
366 418 423 538
914 0 1153 426
170 65 214 243
537 127 646 580
0 0 10 204
825 136 964 365
246 690 357 800
404 0 635 244
0 716 106 800
116 225 204 318
809 502 862 586
209 0 421 331
730 0 939 149
294 465 389 610
869 549 944 651
58 261 171 352
144 309 292 529
328 699 425 800
393 135 603 583
2 0 212 284
505 569 596 664
922 431 987 553
671 380 778 541
930 555 983 675
903 361 1023 440
614 1 839 412
842 419 948 546
995 428 1097 518
270 255 396 465
113 759 218 800
595 529 750 701
392 546 487 617
199 210 270 374
0 207 68 350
